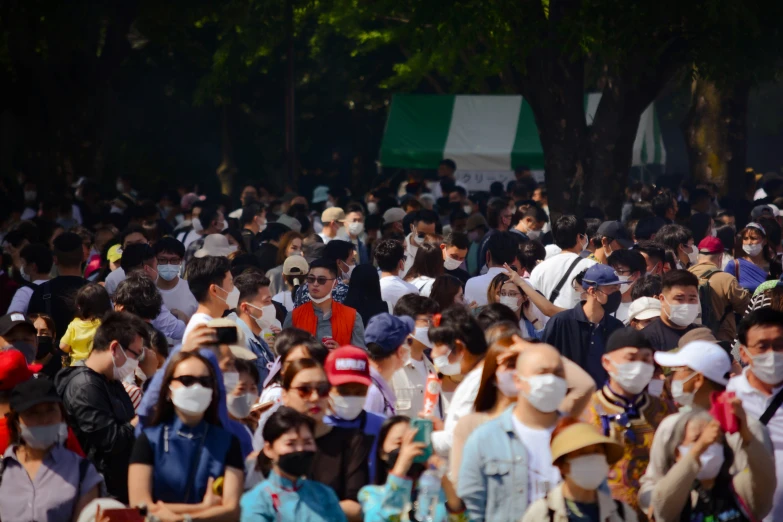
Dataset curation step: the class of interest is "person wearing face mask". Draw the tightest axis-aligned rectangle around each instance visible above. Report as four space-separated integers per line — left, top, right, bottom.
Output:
639 340 774 512
511 205 549 243
651 410 775 522
405 242 445 297
402 209 440 276
0 378 104 522
440 232 470 285
323 346 385 482
458 343 568 521
726 223 782 293
359 415 467 521
688 236 750 342
490 272 545 339
128 351 244 520
640 270 700 351
226 272 277 386
181 255 235 341
582 328 675 516
7 243 52 315
522 419 636 522
376 239 419 312
529 215 597 309
284 258 366 348
0 313 42 367
154 237 198 320
227 358 260 432
239 202 266 254
607 249 647 323
390 295 444 419
183 204 226 256
337 203 370 265
319 207 345 244
56 311 149 502
542 263 625 386
241 407 347 521
59 283 111 366
323 239 358 285
656 223 698 269
590 221 635 266
363 313 415 417
726 309 783 521
265 230 304 295
626 297 662 330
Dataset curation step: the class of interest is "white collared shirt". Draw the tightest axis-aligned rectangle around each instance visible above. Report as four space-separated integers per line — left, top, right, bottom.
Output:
391 355 445 420
464 267 506 307
727 368 783 522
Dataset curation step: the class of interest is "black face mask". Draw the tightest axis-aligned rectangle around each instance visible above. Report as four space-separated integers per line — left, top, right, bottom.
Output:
602 290 623 315
385 448 426 478
277 450 315 477
36 336 53 359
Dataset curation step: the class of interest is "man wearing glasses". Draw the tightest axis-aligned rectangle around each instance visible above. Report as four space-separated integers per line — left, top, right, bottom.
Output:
56 311 150 503
284 257 365 349
154 237 198 320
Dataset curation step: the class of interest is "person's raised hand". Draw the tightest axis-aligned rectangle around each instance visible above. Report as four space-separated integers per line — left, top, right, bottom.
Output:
691 419 722 458
323 339 339 350
502 263 525 287
391 427 426 478
182 323 217 353
729 397 753 443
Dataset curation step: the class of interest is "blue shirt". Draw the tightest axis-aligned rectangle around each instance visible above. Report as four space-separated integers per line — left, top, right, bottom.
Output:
359 474 468 522
226 312 276 386
324 410 385 482
541 302 624 386
240 470 347 522
135 345 254 458
457 406 532 522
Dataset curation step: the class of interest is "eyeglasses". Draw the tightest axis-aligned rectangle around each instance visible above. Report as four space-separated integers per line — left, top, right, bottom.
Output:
125 346 145 362
614 268 633 276
157 257 182 265
172 375 213 387
291 382 331 398
306 276 336 286
499 291 521 298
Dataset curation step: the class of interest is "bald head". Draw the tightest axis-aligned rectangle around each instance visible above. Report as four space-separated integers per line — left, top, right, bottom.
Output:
516 343 564 379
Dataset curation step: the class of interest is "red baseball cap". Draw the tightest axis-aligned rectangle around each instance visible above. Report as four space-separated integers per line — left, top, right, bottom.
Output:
698 236 724 255
325 346 372 387
0 349 42 391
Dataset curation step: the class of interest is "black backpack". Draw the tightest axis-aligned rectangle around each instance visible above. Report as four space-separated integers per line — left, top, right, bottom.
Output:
696 269 731 334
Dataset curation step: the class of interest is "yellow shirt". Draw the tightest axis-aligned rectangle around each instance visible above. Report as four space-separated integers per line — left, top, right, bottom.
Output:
60 318 101 363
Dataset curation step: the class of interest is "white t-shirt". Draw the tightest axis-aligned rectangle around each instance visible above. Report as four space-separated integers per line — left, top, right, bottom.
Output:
528 253 596 309
318 232 333 244
614 300 631 324
272 290 295 312
511 417 560 503
104 267 126 296
183 312 213 344
158 278 198 319
183 229 202 249
409 276 435 297
379 275 419 313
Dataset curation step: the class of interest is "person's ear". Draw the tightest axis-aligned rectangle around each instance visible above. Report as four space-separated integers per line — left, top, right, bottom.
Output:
601 355 613 373
262 441 276 461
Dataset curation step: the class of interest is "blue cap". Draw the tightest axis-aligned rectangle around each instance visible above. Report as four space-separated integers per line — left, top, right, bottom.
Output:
582 263 621 289
365 314 415 354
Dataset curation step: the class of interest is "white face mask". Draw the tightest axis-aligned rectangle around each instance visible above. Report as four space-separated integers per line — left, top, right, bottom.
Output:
647 379 665 397
684 244 699 265
443 255 463 271
330 395 366 421
223 371 239 393
745 347 783 385
520 373 567 413
679 443 725 480
495 370 519 398
710 228 718 237
433 350 462 376
463 204 473 215
663 297 700 327
227 393 257 419
170 384 213 415
526 229 540 240
412 326 433 348
310 280 336 304
617 274 633 294
341 261 356 280
348 222 365 236
367 202 378 215
671 371 699 406
499 295 521 312
743 243 763 257
608 360 654 395
112 345 139 382
567 454 609 490
20 265 31 282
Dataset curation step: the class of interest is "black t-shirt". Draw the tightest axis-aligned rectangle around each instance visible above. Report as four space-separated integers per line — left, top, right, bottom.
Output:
445 267 470 286
27 276 88 343
130 431 244 470
640 318 696 351
312 426 371 502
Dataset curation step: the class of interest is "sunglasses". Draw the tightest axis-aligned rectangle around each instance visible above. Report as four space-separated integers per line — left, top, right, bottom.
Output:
306 276 336 286
291 382 331 398
172 375 213 388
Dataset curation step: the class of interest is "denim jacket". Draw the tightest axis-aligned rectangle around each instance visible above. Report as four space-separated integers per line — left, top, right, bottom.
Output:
456 406 530 522
226 312 275 386
359 474 470 522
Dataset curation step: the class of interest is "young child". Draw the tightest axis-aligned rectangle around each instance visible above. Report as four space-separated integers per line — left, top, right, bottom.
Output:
60 283 112 365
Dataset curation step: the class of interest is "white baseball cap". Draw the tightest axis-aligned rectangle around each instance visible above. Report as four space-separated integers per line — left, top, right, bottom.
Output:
654 341 731 385
626 297 662 324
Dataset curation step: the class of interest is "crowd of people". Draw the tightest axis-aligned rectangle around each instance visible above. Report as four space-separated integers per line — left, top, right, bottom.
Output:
0 163 783 521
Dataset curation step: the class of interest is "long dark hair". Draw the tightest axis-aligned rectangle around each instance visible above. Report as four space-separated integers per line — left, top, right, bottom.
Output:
404 243 444 281
150 352 221 427
429 275 463 312
345 264 383 303
374 415 411 485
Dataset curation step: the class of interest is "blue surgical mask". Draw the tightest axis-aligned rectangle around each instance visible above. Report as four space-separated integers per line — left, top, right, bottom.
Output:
157 264 180 281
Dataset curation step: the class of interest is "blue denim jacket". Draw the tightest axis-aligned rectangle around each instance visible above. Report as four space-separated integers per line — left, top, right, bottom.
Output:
457 406 530 522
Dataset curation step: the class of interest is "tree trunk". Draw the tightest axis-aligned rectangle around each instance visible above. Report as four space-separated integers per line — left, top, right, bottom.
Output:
723 82 751 199
217 105 237 196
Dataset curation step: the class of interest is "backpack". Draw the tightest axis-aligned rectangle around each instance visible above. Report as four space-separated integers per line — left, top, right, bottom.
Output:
697 269 731 333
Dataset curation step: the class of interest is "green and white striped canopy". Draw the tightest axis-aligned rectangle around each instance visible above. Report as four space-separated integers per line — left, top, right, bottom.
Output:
380 94 666 171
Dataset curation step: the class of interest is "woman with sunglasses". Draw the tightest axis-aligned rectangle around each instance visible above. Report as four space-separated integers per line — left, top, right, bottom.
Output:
252 358 370 520
128 351 244 521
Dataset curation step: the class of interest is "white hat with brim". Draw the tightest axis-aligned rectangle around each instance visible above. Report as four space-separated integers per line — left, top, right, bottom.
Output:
654 340 731 386
195 234 237 258
205 318 258 361
627 297 662 323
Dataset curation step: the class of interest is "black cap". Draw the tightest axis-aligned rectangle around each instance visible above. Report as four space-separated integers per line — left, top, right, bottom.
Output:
605 327 652 353
10 377 61 413
52 232 83 252
0 313 35 337
597 221 634 249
